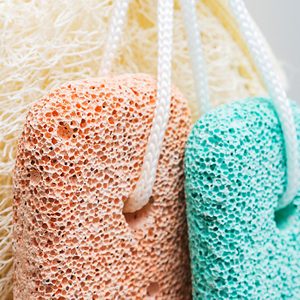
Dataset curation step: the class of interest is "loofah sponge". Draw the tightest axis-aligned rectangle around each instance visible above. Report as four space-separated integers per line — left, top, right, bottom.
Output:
13 74 191 299
185 98 300 299
0 1 269 295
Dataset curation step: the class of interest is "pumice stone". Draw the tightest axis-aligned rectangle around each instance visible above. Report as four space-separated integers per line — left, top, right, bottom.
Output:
13 74 191 299
185 97 300 299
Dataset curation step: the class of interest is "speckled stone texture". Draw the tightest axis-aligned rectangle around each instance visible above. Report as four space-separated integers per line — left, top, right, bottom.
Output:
13 74 192 299
185 98 300 299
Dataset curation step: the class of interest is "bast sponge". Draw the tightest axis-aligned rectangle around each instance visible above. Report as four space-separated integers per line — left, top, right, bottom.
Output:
13 74 191 299
185 98 300 299
0 1 270 295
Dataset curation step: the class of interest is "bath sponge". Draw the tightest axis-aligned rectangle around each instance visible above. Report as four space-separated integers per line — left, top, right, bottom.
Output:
2 0 283 296
185 98 300 299
13 74 191 299
0 1 268 295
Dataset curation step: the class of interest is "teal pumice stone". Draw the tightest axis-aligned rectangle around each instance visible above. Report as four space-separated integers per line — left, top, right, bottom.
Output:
185 97 300 299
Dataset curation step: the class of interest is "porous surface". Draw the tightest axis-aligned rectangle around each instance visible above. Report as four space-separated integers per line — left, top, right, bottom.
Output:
0 1 269 296
13 74 191 299
185 98 300 299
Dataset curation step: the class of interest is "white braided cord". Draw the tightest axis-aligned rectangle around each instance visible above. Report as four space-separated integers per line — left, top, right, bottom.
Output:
126 0 174 212
229 0 299 209
99 0 131 76
180 0 210 114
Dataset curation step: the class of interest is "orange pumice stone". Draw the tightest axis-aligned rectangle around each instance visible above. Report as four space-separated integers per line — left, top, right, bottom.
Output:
13 74 191 299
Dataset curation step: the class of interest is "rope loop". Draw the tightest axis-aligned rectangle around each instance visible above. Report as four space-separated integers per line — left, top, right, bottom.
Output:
100 0 298 211
100 0 175 212
100 0 132 76
180 0 210 114
180 0 299 209
229 0 299 209
126 0 174 212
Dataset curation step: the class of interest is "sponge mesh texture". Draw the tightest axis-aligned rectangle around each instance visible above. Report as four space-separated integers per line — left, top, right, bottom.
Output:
0 0 266 295
185 98 300 299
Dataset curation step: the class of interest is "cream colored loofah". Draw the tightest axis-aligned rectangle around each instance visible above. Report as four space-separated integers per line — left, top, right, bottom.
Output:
0 0 282 298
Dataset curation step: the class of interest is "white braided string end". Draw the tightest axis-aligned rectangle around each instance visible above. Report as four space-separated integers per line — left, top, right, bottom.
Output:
124 0 174 213
229 0 299 209
99 0 131 76
180 0 210 114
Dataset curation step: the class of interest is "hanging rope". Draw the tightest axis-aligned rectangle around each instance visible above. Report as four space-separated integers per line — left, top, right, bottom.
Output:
180 0 210 114
99 0 299 211
229 0 299 209
179 0 298 209
99 0 174 212
127 0 174 212
99 0 132 76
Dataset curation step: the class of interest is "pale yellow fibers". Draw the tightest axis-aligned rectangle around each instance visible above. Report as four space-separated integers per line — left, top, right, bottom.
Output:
0 0 277 297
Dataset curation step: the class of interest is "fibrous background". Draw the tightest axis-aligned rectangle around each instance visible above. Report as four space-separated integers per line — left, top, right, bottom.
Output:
0 0 272 297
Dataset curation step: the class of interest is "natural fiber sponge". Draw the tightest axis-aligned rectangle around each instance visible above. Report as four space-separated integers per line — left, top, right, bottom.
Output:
13 74 191 299
1 1 270 296
185 98 300 299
